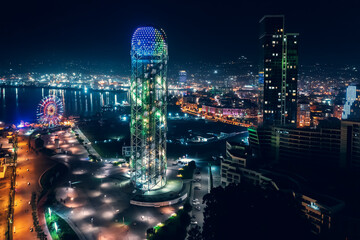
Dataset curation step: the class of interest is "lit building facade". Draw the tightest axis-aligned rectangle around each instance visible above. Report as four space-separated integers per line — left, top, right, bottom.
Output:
201 105 257 118
130 26 168 191
295 193 345 236
333 104 343 120
342 85 360 121
221 140 249 186
259 15 299 126
179 70 187 84
297 102 311 128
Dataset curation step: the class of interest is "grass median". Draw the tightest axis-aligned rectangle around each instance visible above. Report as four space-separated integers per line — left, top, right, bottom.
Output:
146 201 192 240
45 208 79 240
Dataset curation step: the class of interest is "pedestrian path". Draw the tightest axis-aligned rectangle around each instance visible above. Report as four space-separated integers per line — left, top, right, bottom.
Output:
74 127 102 160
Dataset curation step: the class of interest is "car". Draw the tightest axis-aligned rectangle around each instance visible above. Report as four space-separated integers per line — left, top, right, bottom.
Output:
192 198 199 202
195 206 201 211
190 221 198 225
193 201 200 205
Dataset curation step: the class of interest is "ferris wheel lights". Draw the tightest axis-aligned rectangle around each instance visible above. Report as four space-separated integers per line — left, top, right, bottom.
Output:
37 95 64 127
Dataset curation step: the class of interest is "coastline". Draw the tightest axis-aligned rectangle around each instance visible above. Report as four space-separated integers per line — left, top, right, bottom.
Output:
0 84 127 93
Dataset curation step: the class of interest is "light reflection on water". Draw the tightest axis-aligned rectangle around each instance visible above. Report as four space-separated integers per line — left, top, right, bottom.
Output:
0 87 127 123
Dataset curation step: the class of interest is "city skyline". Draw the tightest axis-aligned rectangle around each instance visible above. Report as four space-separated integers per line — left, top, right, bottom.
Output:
1 2 360 239
0 0 359 66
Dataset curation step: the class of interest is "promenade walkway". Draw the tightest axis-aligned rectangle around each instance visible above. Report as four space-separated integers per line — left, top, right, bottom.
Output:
73 127 102 160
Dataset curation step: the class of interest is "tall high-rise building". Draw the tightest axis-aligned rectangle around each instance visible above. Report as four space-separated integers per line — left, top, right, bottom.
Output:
259 15 299 126
342 85 360 121
130 26 168 191
179 70 187 85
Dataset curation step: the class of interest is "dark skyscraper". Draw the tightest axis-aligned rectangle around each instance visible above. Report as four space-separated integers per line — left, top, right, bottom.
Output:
259 15 299 126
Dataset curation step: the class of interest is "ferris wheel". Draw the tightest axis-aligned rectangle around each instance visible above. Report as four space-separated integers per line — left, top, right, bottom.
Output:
37 95 64 126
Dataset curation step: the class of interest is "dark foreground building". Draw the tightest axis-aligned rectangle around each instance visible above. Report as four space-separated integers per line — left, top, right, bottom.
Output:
249 119 360 171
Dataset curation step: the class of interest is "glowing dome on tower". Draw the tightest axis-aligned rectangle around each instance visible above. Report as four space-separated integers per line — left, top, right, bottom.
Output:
131 26 167 57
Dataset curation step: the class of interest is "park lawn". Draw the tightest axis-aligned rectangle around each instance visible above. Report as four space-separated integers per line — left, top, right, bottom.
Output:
147 202 192 240
79 118 130 158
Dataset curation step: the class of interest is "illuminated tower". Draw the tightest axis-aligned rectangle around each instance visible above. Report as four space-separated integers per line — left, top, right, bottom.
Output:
179 70 187 85
130 26 168 191
342 85 360 121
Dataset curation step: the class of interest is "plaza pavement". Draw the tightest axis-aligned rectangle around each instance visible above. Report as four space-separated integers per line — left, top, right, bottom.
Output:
43 129 184 240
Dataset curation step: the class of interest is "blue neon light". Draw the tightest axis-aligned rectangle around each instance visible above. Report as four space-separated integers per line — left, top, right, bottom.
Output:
131 27 167 57
342 85 357 120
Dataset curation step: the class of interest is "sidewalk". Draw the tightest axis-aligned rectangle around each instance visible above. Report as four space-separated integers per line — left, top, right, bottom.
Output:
0 170 11 238
74 127 102 160
54 209 87 240
37 192 52 240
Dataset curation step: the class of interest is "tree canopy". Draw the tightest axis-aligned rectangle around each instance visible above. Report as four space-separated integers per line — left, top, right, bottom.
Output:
202 183 316 240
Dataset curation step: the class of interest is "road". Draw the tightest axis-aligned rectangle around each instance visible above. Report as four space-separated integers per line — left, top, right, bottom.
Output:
181 107 253 127
189 161 218 228
12 130 55 240
166 157 221 230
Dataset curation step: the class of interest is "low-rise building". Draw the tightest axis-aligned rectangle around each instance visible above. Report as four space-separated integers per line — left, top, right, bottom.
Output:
297 102 311 128
221 140 248 186
249 119 360 171
249 120 342 169
295 192 345 236
202 105 256 118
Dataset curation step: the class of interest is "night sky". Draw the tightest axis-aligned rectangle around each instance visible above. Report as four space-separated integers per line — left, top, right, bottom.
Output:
1 0 359 66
